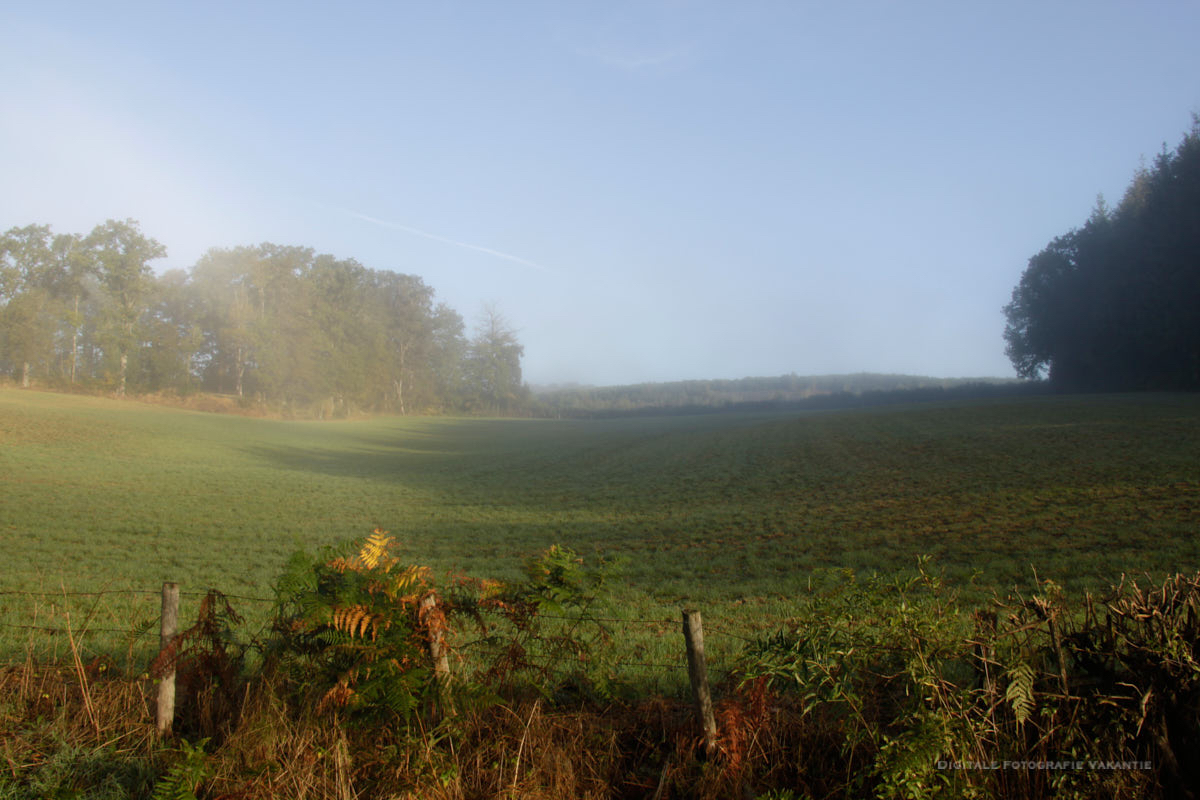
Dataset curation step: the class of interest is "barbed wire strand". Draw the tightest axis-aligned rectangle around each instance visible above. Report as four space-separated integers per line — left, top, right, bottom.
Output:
0 623 153 636
0 589 160 599
0 588 277 602
3 590 747 626
465 646 688 673
179 591 275 603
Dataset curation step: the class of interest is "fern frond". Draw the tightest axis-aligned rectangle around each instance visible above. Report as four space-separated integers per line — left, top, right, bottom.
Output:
326 557 353 574
317 681 356 713
332 605 385 640
151 738 210 800
1005 662 1036 727
357 528 394 571
124 616 157 648
387 565 431 600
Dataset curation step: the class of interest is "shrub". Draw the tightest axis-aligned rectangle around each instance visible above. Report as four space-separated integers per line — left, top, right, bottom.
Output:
267 529 440 724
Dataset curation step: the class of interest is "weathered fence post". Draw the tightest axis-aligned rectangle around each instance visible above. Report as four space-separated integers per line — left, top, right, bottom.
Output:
972 609 997 696
420 594 452 717
682 608 717 757
156 581 179 737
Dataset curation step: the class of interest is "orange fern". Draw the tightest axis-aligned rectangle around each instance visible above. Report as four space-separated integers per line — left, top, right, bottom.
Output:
317 679 356 713
332 605 387 641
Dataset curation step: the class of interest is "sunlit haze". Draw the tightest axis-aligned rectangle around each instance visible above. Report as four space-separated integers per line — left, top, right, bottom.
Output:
3 2 1198 386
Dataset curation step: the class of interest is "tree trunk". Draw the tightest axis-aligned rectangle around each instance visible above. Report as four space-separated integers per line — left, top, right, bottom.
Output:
235 346 245 397
117 352 127 397
21 362 30 389
395 342 408 415
70 295 80 385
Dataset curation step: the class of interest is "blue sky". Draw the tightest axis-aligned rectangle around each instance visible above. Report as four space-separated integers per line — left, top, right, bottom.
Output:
3 2 1198 386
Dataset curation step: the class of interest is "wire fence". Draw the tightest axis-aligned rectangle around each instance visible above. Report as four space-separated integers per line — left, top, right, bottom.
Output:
0 584 755 688
0 586 275 669
0 581 784 746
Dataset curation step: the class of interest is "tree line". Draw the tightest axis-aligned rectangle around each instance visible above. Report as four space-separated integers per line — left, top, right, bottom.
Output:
0 219 528 416
1004 117 1200 390
532 373 1028 418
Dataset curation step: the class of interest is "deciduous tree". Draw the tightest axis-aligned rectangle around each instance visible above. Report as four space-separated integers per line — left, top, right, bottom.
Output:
0 225 58 386
466 304 527 414
87 219 166 396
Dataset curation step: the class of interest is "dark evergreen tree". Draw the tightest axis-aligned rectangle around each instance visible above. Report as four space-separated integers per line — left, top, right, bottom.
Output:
1004 118 1200 390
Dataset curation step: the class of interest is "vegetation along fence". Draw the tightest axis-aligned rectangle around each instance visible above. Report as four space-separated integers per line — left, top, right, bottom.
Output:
0 580 733 746
4 537 1200 798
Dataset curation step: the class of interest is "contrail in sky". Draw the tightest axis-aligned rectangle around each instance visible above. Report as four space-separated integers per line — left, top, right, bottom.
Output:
341 208 552 273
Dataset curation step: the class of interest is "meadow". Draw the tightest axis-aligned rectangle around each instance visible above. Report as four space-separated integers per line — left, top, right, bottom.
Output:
3 387 1200 798
1 386 1199 663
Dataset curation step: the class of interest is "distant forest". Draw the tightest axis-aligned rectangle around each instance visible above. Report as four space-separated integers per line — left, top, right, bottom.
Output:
0 223 1025 420
0 224 1019 418
0 227 527 416
1005 117 1200 390
531 374 1032 418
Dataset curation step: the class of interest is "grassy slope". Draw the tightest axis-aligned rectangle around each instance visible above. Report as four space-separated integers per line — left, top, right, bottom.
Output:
2 387 1199 660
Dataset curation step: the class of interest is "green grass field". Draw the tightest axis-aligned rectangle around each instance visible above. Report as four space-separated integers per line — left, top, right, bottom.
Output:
2 387 1199 665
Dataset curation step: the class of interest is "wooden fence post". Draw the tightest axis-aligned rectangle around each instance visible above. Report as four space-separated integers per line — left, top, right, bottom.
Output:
972 609 997 697
420 594 452 717
681 609 717 757
156 581 179 737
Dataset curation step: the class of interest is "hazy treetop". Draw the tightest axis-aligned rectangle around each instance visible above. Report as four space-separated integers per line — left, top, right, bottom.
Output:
2 2 1198 385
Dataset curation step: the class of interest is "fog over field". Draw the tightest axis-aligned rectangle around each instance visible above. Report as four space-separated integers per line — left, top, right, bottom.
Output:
3 3 1199 387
